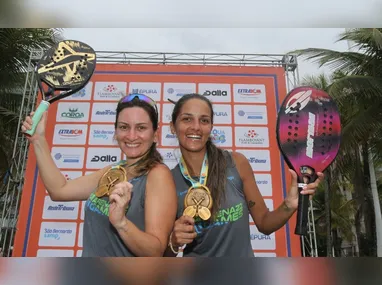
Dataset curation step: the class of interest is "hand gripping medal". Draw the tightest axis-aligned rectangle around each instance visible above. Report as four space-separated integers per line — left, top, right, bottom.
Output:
95 165 127 197
180 153 213 221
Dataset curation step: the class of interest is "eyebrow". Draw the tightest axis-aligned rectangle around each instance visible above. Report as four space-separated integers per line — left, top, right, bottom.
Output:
117 121 149 125
181 113 211 118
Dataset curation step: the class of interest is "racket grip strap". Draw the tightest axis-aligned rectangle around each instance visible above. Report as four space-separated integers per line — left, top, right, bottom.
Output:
24 101 50 136
295 191 310 236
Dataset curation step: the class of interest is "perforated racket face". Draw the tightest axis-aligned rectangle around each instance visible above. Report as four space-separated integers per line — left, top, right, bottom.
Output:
36 40 96 97
276 86 341 175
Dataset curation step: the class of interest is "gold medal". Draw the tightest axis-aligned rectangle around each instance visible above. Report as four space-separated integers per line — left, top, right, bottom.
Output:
183 205 197 217
95 165 127 197
198 206 211 220
183 185 213 220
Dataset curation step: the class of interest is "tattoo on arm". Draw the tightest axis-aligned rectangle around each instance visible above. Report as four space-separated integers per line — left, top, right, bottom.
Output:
248 200 256 209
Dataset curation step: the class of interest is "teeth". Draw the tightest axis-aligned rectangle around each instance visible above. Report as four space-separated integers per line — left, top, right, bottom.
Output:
187 135 201 139
126 143 139 147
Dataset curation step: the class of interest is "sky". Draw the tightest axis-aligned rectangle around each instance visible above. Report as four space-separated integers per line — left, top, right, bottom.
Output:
62 28 350 81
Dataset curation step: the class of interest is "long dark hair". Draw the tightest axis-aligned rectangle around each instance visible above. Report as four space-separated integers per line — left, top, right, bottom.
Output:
171 93 227 218
115 97 163 177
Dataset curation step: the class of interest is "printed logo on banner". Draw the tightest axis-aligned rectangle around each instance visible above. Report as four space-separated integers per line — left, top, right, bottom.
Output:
129 82 161 101
199 83 231 103
238 149 271 171
162 103 174 124
213 104 232 124
42 196 79 220
91 102 118 123
234 105 268 125
158 148 179 169
86 147 122 169
51 147 85 169
38 222 77 247
37 249 75 257
163 83 196 101
250 224 275 250
235 127 269 147
62 82 93 101
161 125 178 147
53 124 88 145
56 102 90 122
88 125 117 146
210 127 232 147
233 84 266 103
94 82 126 101
254 173 272 197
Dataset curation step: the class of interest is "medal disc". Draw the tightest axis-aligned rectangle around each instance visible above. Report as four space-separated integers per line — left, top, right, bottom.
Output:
184 185 213 220
184 186 213 209
95 185 109 198
183 205 197 217
96 165 127 197
198 206 211 220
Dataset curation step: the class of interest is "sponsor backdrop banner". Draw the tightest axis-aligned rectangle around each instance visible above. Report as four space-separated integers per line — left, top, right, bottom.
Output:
13 64 300 257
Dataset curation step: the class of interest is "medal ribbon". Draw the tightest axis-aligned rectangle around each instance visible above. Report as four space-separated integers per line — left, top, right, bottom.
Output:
179 152 209 188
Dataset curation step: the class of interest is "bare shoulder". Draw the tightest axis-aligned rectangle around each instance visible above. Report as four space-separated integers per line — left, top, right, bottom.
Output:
147 163 174 184
231 151 248 166
231 151 252 179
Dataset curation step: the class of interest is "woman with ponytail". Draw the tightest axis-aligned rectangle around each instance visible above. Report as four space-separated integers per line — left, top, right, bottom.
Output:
22 94 177 257
165 94 324 257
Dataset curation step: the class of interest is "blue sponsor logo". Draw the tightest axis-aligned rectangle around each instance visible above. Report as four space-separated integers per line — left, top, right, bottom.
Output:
48 205 75 211
214 111 228 117
95 110 116 116
238 110 263 120
71 88 86 98
250 234 271 240
248 157 267 164
210 129 226 144
43 228 73 241
54 153 80 163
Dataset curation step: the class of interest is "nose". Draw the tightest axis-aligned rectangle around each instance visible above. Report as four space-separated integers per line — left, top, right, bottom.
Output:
125 128 138 141
191 119 201 131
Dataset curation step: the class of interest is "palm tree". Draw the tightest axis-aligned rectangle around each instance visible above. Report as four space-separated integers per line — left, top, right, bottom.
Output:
313 179 356 256
0 28 63 256
0 28 62 186
300 72 359 256
291 28 382 256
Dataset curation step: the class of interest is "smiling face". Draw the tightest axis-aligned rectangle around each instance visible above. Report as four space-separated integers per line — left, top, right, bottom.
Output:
170 98 213 153
115 107 157 162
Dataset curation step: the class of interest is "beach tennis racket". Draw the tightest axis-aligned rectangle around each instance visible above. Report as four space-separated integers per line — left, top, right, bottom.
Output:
276 86 341 236
24 40 96 136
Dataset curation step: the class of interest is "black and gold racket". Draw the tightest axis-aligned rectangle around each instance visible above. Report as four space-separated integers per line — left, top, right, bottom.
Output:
25 40 96 136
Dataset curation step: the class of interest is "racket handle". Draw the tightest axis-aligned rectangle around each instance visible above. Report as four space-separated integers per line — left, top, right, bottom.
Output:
24 101 50 136
294 182 310 236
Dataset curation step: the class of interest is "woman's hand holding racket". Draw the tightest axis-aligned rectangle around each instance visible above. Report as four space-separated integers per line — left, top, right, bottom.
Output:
21 111 48 143
284 169 324 210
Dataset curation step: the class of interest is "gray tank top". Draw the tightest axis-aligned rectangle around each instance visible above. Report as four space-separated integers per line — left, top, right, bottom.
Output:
82 161 148 257
171 150 254 257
